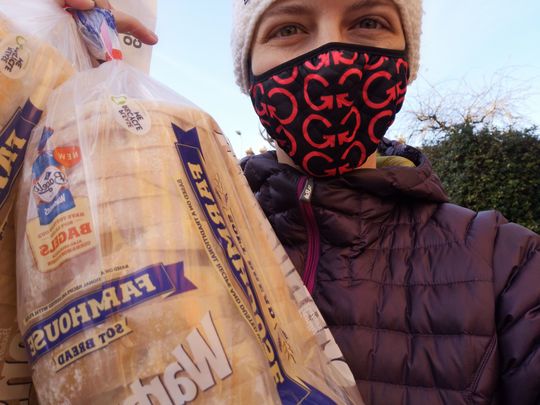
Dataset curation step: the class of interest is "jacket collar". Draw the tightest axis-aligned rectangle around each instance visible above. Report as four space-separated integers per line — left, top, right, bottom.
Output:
243 139 449 205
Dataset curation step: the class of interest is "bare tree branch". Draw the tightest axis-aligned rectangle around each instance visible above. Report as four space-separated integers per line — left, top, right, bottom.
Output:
403 68 539 142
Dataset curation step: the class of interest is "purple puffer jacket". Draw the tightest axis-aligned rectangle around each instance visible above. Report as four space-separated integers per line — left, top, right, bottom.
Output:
242 140 540 405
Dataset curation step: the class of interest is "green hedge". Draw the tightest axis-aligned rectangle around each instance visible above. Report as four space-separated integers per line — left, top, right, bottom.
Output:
422 124 540 233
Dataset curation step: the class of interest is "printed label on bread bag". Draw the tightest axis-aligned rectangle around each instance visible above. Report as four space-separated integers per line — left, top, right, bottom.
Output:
53 146 82 168
31 151 75 226
0 34 31 79
174 124 337 404
23 262 196 364
32 127 78 226
0 100 43 211
52 318 132 372
26 197 97 273
124 311 232 405
110 95 151 135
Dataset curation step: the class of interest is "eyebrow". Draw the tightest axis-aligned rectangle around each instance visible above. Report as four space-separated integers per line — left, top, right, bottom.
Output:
346 0 395 12
262 0 394 20
260 2 315 20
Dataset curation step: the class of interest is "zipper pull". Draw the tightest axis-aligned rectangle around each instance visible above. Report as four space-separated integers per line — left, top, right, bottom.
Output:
299 178 314 203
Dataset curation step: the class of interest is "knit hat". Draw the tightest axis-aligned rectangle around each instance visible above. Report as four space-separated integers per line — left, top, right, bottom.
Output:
232 0 423 93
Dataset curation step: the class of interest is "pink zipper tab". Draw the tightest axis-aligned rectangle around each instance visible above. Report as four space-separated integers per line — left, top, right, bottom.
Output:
300 177 314 202
297 177 321 294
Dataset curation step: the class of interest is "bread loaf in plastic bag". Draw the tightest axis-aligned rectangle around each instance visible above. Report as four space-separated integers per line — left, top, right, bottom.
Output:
0 4 90 401
15 58 364 404
0 0 93 71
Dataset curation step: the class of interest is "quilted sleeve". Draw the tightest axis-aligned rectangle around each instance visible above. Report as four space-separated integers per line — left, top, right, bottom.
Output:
493 220 540 404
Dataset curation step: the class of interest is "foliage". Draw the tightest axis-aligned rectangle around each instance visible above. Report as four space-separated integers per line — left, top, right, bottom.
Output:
422 124 540 233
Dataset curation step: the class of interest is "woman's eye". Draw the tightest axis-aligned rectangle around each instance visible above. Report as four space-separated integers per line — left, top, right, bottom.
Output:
274 25 301 38
355 18 383 29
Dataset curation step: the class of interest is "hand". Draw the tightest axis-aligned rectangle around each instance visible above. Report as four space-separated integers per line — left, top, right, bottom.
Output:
56 0 158 45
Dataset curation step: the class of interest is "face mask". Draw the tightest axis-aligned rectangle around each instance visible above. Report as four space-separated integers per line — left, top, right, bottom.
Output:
249 42 409 177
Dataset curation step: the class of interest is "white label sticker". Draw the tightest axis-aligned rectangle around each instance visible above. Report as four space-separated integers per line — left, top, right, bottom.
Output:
110 95 151 135
0 34 31 79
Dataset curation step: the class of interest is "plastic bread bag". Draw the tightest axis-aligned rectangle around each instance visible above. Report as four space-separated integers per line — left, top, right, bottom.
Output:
0 4 92 401
1 0 157 72
14 11 364 405
0 0 93 71
0 7 76 238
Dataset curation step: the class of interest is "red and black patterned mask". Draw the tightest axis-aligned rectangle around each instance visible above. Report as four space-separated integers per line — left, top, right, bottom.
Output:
249 42 409 177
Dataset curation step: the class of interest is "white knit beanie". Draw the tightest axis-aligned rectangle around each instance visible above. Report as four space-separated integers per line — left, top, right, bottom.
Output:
232 0 423 93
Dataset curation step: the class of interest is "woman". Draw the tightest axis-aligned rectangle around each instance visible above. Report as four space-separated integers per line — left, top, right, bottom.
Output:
231 0 540 404
55 0 540 403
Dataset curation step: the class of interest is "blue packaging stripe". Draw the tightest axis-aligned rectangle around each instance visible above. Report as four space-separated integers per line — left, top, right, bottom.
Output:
36 188 75 226
37 127 54 153
0 100 43 210
173 123 335 405
23 262 196 364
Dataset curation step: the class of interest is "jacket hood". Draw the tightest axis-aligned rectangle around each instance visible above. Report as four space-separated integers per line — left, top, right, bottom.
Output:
243 139 449 204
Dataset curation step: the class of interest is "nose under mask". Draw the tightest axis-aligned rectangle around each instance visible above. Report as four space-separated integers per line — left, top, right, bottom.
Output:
249 42 409 177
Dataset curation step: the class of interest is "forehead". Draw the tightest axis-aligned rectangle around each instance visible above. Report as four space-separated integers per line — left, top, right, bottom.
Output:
261 0 400 17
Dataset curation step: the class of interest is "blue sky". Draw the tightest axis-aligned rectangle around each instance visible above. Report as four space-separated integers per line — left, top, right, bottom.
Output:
150 0 540 156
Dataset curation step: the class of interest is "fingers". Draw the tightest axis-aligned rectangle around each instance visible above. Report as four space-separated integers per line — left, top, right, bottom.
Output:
113 9 158 45
59 0 158 46
94 0 112 9
59 0 109 10
60 0 95 10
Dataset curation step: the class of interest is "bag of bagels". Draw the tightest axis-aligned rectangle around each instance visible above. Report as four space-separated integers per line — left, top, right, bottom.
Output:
0 2 80 240
14 13 364 403
0 3 91 400
0 0 93 71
